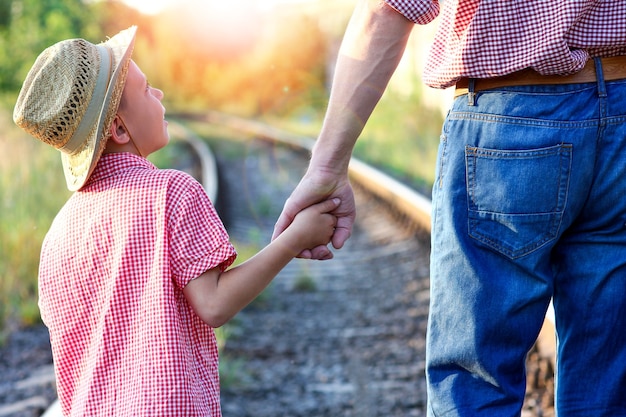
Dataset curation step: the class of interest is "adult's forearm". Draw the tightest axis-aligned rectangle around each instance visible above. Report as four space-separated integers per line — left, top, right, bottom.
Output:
311 0 414 175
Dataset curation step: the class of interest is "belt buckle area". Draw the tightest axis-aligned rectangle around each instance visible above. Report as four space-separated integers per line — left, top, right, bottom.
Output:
454 55 626 98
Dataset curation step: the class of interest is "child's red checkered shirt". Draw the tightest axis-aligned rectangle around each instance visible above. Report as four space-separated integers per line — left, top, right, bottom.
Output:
39 152 236 416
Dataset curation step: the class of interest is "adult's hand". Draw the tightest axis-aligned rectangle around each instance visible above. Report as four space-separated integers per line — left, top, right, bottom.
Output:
273 169 356 260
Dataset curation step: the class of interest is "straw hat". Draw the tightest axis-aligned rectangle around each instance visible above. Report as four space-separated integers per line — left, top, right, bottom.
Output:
13 26 137 191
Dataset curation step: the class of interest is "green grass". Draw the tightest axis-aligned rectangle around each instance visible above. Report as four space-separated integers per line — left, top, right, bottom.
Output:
0 106 71 339
293 273 317 292
355 89 442 195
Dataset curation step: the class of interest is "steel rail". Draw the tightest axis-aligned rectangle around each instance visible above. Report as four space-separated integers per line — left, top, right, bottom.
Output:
173 110 555 367
175 111 432 233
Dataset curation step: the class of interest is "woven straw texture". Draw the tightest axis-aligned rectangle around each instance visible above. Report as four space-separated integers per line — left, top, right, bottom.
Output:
14 26 136 191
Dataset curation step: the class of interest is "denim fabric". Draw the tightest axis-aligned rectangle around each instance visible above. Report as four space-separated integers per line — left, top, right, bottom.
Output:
427 67 626 416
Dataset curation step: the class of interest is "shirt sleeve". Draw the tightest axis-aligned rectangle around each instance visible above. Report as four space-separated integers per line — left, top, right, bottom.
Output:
167 172 237 288
384 0 439 24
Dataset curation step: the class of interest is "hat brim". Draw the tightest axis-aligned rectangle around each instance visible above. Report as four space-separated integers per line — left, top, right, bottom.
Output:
61 26 137 191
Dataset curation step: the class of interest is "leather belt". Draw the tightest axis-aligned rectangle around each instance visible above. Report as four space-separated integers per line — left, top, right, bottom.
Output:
455 55 626 98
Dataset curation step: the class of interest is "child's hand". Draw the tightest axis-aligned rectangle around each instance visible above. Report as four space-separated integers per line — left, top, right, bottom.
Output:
286 198 339 252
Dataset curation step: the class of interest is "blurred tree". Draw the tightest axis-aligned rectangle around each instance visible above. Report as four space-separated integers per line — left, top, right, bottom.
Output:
0 0 11 28
0 0 335 118
141 8 330 118
97 0 152 45
250 15 328 116
0 0 103 93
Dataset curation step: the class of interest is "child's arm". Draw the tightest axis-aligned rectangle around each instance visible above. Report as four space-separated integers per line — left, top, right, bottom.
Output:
183 198 339 328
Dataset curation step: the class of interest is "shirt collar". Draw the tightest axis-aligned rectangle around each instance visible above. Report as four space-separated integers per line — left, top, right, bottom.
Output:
85 153 157 188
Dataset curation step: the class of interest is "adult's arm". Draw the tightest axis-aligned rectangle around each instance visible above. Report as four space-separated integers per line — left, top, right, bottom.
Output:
272 0 414 259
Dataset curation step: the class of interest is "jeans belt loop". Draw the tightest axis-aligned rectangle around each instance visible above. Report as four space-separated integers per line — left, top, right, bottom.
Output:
594 57 608 98
468 79 476 106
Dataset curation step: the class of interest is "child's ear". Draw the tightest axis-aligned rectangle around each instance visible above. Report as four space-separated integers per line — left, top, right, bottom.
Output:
109 115 130 145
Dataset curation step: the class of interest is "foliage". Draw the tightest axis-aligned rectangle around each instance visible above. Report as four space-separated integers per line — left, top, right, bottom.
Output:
0 0 104 93
215 324 250 388
356 88 443 195
0 110 70 336
293 273 317 293
136 10 330 118
0 0 337 118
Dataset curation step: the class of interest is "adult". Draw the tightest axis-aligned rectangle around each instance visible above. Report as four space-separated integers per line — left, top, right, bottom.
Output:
273 1 626 415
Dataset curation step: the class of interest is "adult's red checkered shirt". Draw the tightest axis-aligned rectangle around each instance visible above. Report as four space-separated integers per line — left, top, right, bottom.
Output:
385 0 626 88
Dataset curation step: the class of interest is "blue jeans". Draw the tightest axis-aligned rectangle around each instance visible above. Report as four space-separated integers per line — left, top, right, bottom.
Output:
427 63 626 416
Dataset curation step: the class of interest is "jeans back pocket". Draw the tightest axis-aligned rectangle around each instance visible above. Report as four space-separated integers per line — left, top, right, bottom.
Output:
466 143 572 259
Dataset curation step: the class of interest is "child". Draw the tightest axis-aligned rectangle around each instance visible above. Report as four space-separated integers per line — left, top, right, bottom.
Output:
13 26 338 416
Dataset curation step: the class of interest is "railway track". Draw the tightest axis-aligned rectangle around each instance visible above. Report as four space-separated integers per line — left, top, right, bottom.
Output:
175 113 556 417
0 114 555 416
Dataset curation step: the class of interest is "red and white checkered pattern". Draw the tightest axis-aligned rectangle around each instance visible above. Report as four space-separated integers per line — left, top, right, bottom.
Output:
386 0 626 88
39 153 236 416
